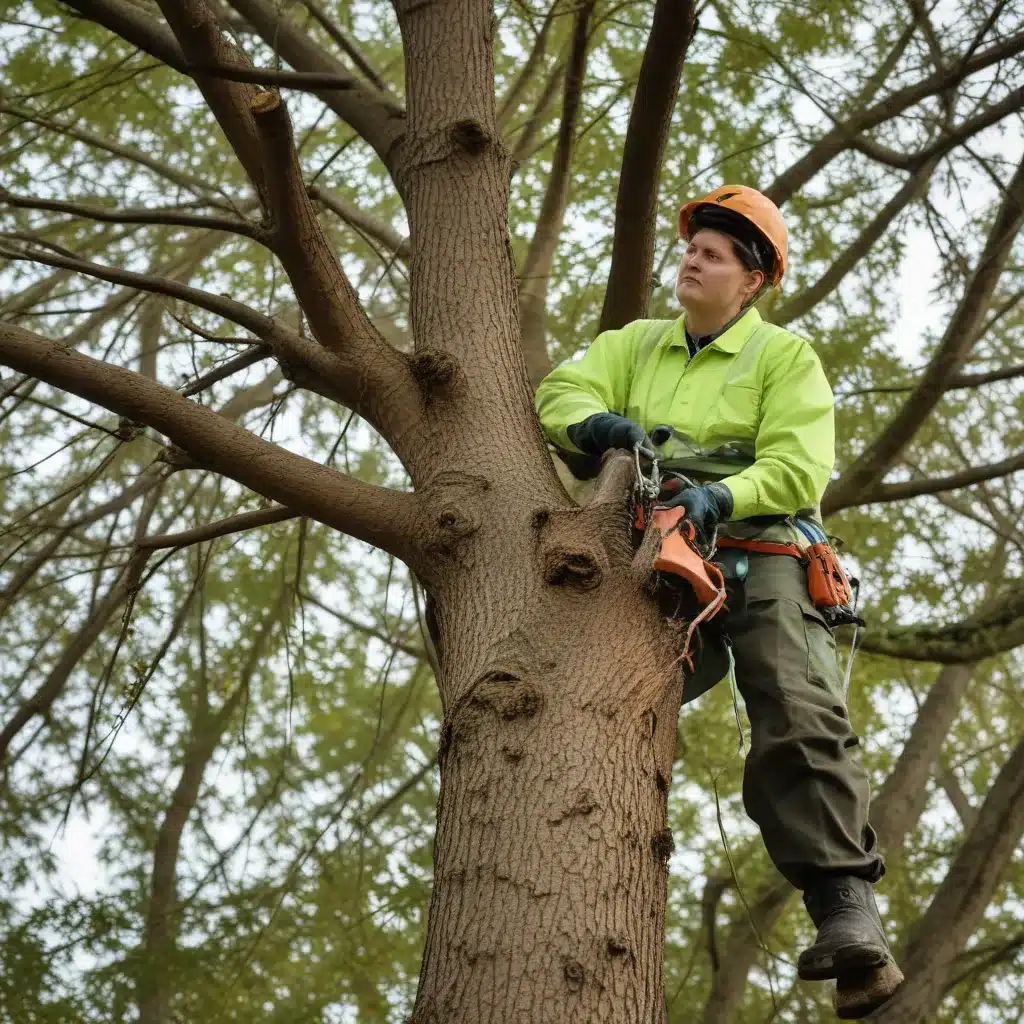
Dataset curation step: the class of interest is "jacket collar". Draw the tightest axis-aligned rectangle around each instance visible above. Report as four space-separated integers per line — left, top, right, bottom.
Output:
668 306 762 354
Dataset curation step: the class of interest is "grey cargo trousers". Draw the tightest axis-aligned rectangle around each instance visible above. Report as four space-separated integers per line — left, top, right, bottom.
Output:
686 550 885 890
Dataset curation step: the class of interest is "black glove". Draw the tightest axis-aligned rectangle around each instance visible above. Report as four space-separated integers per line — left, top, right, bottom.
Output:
665 482 734 546
567 413 652 457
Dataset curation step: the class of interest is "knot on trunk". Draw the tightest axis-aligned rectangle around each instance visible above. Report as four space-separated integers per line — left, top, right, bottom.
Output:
563 958 585 992
430 505 479 553
450 118 491 155
250 90 281 116
651 827 674 865
542 544 605 589
411 348 462 401
471 672 541 720
548 787 598 825
419 471 489 557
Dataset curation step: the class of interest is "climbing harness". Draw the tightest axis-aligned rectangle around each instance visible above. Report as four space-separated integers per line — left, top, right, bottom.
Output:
632 442 865 681
716 518 865 630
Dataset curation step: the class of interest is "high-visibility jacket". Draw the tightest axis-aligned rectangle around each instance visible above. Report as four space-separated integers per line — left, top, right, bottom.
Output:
534 307 835 521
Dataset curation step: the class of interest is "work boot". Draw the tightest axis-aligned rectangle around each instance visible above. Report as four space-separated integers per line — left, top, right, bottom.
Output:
798 874 892 981
798 875 904 1019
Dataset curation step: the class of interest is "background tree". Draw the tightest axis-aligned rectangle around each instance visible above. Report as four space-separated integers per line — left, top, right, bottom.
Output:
0 0 1022 1021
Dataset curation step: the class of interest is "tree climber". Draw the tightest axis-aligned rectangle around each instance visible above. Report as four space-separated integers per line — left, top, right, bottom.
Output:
535 185 902 1017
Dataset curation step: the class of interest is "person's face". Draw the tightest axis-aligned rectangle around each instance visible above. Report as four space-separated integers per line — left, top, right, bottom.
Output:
675 228 764 314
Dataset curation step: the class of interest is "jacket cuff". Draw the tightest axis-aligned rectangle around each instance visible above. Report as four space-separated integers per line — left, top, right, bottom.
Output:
718 475 758 521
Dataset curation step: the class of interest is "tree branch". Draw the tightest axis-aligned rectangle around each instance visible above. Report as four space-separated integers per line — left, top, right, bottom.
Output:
906 0 944 71
775 156 939 326
300 590 425 661
154 0 274 203
299 0 390 93
0 190 262 240
509 58 566 165
138 598 278 1023
839 360 1024 399
178 345 270 398
939 768 978 832
950 361 1024 389
137 504 297 550
308 185 410 260
856 580 1024 663
869 663 973 854
766 28 1024 206
0 542 155 763
824 149 1024 509
497 1 558 131
0 242 376 413
0 102 215 197
598 0 697 332
850 85 1024 172
701 878 792 1024
0 323 422 564
63 0 395 93
517 0 595 388
223 0 405 171
60 0 185 73
828 449 1024 512
248 89 421 450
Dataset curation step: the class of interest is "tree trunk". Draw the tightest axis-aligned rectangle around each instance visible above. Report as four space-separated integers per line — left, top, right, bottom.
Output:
391 1 693 1017
413 485 686 1022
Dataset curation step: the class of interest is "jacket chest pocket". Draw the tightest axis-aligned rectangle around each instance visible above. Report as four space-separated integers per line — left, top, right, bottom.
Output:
699 382 759 448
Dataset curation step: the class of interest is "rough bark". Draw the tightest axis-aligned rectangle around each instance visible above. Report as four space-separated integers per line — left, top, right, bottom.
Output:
379 2 694 1015
413 464 686 1022
598 0 696 332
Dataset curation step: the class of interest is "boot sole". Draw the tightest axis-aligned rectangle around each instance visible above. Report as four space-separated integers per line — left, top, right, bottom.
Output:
834 959 906 1019
797 942 890 982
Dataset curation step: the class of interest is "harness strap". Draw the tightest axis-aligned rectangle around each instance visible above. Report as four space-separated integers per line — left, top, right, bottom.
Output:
715 535 806 561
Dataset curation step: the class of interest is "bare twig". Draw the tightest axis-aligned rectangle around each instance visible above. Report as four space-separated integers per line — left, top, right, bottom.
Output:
138 504 297 550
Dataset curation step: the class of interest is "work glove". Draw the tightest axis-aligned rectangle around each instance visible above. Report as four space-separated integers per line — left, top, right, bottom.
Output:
665 482 734 548
567 412 653 457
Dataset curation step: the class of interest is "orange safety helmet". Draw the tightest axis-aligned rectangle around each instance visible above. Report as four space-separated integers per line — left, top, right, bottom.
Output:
678 185 788 287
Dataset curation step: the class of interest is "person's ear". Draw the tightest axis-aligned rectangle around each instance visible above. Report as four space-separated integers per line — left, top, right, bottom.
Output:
743 269 765 303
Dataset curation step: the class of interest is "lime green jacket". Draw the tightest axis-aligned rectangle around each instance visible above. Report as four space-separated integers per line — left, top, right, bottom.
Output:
534 308 835 521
